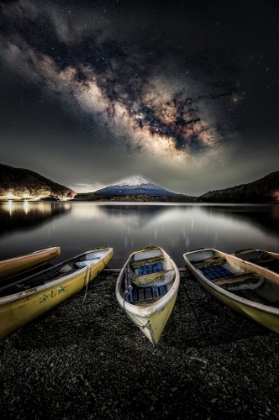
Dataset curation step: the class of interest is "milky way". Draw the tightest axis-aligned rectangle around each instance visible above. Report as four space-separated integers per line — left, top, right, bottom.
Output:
0 0 238 159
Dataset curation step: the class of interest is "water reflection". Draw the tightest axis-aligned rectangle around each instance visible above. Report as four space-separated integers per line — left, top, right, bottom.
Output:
99 205 172 227
201 205 279 237
0 202 279 268
0 202 71 235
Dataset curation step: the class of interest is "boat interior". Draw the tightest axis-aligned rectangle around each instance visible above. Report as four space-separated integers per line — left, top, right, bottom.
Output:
0 249 109 298
123 248 175 306
234 249 279 274
187 249 279 308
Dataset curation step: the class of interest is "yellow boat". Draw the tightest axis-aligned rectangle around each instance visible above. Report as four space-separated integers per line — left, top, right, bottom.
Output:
0 246 61 280
183 248 279 334
116 246 180 345
233 248 279 274
0 246 113 341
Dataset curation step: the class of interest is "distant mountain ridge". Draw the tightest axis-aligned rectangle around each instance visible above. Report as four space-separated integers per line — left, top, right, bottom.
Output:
201 171 279 203
94 175 180 196
79 171 279 203
1 162 279 203
0 163 76 200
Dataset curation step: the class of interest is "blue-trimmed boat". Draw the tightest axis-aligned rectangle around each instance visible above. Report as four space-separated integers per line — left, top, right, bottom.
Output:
116 246 180 345
183 248 279 334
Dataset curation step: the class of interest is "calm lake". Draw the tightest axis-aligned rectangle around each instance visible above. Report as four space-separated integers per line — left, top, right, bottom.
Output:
1 201 279 268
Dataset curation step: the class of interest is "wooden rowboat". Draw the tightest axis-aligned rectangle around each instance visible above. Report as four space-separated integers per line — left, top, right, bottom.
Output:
183 248 279 334
0 246 61 280
116 246 180 345
233 248 279 274
0 246 113 341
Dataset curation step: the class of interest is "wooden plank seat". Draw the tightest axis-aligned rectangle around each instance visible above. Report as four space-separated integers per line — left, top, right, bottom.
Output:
213 273 263 290
131 269 174 287
131 256 164 269
193 257 226 269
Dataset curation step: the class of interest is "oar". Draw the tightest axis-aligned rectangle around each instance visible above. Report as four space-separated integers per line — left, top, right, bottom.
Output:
0 267 60 296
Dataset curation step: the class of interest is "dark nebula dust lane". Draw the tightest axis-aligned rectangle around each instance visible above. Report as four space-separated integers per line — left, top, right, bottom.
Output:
0 0 279 194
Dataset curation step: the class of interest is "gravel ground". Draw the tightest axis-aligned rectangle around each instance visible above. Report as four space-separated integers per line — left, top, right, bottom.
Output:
1 270 279 420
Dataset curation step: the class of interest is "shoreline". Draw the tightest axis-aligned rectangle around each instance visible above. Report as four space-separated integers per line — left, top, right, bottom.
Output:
1 271 279 419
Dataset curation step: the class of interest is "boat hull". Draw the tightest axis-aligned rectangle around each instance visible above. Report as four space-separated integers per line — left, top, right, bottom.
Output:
183 248 279 335
126 291 178 344
116 246 180 345
191 269 279 334
0 247 113 340
0 247 61 280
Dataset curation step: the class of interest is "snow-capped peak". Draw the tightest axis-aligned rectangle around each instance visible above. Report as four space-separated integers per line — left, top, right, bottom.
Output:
94 174 179 196
111 175 156 187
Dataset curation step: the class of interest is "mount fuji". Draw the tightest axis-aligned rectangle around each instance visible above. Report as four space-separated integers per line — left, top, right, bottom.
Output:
94 175 180 196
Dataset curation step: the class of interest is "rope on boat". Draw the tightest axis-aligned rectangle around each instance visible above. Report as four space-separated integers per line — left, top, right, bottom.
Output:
82 269 90 304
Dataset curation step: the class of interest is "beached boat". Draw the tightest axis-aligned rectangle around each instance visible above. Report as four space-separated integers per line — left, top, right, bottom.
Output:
183 248 279 334
0 247 113 341
116 246 180 345
233 248 279 274
0 246 61 280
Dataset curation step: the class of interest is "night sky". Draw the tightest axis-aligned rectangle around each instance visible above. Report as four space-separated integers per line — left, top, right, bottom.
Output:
0 0 278 195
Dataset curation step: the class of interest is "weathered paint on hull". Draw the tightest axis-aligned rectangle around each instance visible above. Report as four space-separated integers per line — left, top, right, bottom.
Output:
0 249 113 341
127 292 178 345
192 271 279 334
0 247 61 280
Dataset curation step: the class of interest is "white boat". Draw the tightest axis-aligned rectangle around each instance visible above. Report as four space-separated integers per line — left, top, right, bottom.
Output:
116 246 180 345
183 248 279 334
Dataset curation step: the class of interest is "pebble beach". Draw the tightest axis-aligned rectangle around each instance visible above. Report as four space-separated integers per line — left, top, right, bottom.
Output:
1 270 279 420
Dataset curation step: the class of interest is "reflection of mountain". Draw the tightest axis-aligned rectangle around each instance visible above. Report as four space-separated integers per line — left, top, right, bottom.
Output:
99 204 174 228
201 205 279 238
0 202 71 236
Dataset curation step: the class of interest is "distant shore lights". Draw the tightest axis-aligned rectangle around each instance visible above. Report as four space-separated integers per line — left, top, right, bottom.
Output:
6 193 17 199
3 193 42 201
4 192 31 200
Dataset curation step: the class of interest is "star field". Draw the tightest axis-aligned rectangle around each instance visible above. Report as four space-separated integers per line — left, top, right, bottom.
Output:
0 0 279 194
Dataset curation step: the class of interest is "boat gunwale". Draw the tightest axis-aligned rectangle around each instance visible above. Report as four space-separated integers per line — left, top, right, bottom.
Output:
0 247 60 265
233 248 279 258
183 248 279 316
0 247 113 305
116 247 180 317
